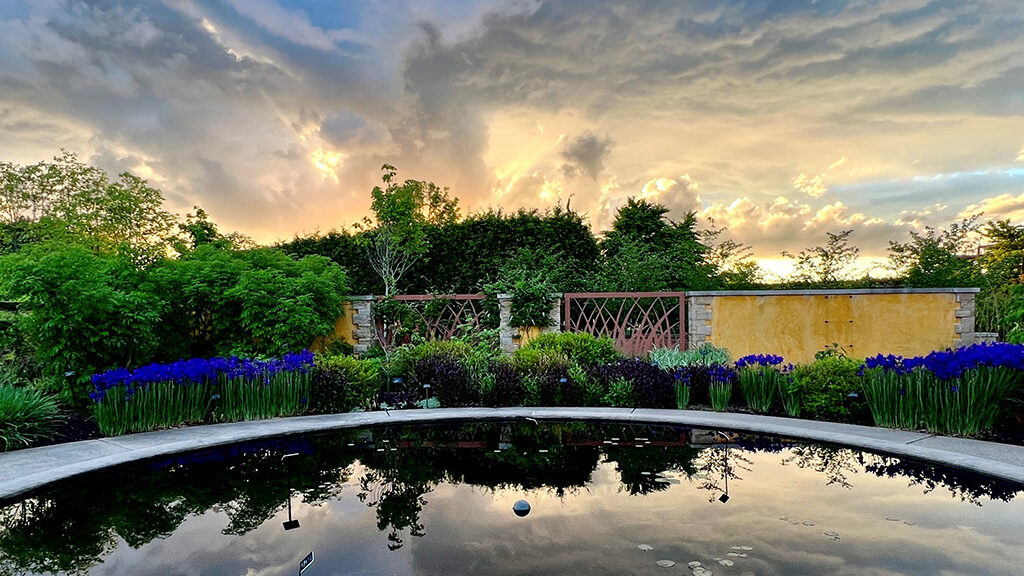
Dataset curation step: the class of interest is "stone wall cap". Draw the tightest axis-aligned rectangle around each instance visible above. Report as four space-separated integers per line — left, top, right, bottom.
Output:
686 288 980 297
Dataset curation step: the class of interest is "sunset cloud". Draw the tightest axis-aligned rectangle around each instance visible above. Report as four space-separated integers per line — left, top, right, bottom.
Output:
1 0 1022 262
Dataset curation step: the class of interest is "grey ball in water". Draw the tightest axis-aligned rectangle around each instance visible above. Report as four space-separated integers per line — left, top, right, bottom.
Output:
513 500 531 517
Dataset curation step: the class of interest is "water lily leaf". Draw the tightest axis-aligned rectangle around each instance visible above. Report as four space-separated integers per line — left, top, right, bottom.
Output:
687 561 703 568
718 559 734 566
637 544 654 551
656 560 676 567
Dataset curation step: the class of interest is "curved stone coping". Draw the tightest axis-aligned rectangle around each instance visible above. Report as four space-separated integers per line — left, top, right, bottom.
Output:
1 408 1022 502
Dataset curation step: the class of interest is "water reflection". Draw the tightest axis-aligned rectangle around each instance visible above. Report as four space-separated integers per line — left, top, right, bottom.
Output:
0 421 1021 575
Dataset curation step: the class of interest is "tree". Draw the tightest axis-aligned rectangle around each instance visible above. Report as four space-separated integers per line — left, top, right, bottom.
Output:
782 230 860 286
361 164 459 297
0 242 162 394
979 219 1024 285
887 217 979 287
702 219 763 288
598 198 718 291
0 151 175 262
172 206 255 255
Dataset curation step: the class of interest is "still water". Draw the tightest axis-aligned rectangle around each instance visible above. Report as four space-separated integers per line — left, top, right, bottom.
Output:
1 421 1021 576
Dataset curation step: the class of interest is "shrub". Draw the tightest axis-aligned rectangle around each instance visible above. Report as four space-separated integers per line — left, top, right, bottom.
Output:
594 359 674 408
310 355 380 413
387 340 474 384
413 354 475 407
649 344 730 369
518 332 620 366
0 386 61 450
604 376 635 407
481 359 526 407
792 355 867 423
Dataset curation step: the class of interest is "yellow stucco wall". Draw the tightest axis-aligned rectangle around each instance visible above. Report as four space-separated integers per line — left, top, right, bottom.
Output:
708 293 958 363
311 301 356 352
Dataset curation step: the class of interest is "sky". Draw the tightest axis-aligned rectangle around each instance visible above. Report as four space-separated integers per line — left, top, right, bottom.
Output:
1 0 1023 277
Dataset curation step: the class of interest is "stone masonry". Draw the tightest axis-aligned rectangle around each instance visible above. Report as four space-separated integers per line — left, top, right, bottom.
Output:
350 296 375 355
954 290 976 348
686 295 714 348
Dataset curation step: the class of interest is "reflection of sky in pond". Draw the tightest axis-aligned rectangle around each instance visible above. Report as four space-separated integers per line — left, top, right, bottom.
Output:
2 424 1022 576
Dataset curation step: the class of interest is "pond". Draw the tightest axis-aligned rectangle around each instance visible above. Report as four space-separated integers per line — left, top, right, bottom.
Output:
1 421 1022 576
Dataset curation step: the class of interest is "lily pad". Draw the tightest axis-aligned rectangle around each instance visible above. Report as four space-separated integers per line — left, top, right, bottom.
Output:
687 561 703 568
637 544 654 551
729 545 753 551
718 559 734 566
802 521 816 526
656 560 676 567
727 552 747 558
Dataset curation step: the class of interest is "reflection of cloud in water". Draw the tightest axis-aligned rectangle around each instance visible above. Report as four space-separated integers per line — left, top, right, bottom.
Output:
6 435 1023 576
402 451 1024 576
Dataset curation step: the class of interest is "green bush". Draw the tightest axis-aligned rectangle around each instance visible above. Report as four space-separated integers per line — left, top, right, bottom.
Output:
517 332 620 366
792 355 868 423
311 355 381 413
0 386 61 451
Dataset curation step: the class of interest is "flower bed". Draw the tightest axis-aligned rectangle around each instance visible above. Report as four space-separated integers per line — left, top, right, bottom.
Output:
90 351 314 435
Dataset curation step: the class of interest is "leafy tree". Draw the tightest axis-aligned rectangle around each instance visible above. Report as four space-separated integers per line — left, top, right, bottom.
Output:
702 219 763 288
887 217 979 287
782 229 860 286
0 242 162 394
361 164 459 297
597 198 718 291
148 247 349 358
0 151 175 262
979 220 1024 285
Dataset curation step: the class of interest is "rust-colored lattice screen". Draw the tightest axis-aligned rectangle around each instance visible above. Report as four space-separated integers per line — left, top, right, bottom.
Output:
563 292 686 357
376 294 486 347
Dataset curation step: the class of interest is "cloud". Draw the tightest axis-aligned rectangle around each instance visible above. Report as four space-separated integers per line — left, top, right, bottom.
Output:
639 175 701 216
793 172 828 198
560 131 612 180
960 192 1024 223
1017 145 1024 162
2 0 1023 258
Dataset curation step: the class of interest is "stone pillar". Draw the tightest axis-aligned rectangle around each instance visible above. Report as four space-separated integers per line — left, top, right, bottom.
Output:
349 296 376 355
497 293 563 355
953 290 977 348
498 294 516 355
686 294 714 349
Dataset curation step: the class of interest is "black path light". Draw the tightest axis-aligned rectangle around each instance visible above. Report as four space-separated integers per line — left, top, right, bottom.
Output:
282 452 301 530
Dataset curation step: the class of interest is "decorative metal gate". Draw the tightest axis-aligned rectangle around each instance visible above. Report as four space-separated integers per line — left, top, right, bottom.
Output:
376 294 487 347
563 292 686 356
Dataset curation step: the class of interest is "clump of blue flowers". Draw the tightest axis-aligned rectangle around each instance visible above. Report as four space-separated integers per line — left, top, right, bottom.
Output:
734 354 790 414
90 350 315 436
735 354 785 368
860 343 1024 435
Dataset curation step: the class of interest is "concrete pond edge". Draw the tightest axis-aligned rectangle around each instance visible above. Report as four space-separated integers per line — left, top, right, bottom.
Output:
1 407 1023 503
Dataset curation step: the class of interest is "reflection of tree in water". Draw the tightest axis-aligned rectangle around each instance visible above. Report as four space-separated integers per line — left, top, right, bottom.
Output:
780 445 862 489
694 445 755 502
0 436 359 575
777 445 1021 504
863 455 1020 506
2 422 1021 573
